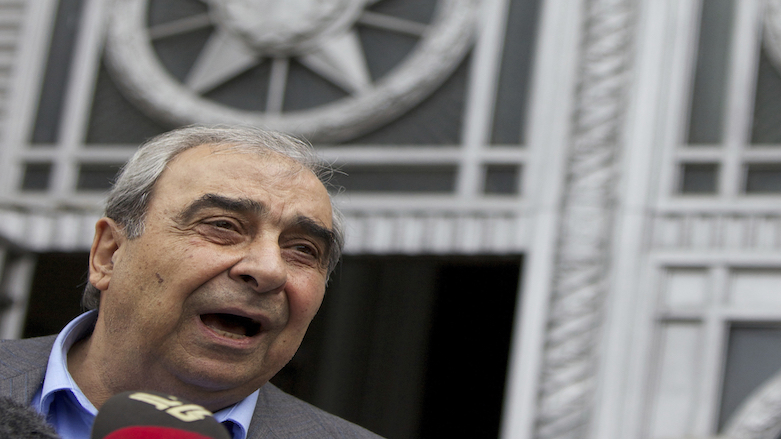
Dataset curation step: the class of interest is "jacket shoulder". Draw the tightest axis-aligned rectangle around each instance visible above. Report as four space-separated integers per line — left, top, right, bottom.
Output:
0 335 56 403
248 383 384 439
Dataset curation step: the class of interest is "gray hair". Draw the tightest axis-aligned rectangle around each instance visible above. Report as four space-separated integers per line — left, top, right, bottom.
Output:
83 125 345 310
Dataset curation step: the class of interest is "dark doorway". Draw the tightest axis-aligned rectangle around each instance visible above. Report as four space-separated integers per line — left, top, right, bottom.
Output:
273 255 523 439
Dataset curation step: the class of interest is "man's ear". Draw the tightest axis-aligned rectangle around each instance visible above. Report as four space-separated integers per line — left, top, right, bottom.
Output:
88 218 125 292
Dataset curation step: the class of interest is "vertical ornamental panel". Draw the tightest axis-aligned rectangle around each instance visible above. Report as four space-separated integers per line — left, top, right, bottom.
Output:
533 0 636 438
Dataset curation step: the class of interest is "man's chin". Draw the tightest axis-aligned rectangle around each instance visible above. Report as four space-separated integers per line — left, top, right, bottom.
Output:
158 368 270 411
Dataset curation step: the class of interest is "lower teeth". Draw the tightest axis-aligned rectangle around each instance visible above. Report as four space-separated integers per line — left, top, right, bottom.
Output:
209 326 247 339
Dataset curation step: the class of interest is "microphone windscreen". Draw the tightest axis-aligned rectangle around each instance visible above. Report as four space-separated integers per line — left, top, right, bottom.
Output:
0 397 59 439
91 391 230 439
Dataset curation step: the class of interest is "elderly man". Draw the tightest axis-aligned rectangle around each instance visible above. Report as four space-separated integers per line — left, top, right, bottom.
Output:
0 126 382 439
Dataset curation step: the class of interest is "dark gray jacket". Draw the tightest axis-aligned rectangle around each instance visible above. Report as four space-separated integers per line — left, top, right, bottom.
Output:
0 336 382 438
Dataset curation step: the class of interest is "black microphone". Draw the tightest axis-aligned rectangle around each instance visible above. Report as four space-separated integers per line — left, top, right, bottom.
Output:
0 397 59 439
90 391 231 439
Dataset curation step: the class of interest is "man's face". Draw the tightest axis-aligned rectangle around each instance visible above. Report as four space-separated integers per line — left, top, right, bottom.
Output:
91 144 333 408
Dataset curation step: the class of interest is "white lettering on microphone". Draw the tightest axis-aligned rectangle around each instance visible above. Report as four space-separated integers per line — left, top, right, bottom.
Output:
166 404 213 422
129 393 183 410
128 392 214 422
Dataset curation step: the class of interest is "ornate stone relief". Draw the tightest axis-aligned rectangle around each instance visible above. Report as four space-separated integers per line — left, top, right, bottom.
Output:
724 368 781 439
103 0 477 142
533 0 635 438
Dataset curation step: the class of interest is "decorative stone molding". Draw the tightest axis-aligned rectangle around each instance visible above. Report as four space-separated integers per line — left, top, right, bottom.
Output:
533 0 635 438
0 205 528 256
0 207 101 252
651 212 781 251
0 0 27 142
723 368 781 439
103 0 478 142
342 209 529 254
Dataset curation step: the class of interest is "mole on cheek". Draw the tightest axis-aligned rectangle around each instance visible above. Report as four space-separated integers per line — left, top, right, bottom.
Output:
155 273 164 284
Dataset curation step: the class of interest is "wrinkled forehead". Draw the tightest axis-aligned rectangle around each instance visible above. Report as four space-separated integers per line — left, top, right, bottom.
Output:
160 143 329 202
200 142 314 174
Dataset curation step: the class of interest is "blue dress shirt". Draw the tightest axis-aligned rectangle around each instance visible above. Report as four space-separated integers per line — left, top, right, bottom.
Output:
31 311 258 439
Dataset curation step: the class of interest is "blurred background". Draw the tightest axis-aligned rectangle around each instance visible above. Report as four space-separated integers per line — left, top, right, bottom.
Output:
0 0 780 438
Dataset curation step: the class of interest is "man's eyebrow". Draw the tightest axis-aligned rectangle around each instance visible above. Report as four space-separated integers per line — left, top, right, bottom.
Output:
294 216 336 251
177 194 265 223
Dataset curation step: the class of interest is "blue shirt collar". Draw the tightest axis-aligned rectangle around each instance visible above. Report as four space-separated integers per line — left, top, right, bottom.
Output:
34 311 257 439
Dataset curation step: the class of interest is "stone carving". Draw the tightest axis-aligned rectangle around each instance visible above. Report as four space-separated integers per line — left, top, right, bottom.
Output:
342 209 528 254
0 206 100 252
651 212 781 250
723 367 781 439
0 0 25 144
533 0 635 438
103 0 477 142
764 0 781 73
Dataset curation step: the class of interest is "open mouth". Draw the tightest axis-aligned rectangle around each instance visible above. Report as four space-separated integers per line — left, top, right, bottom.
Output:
200 313 262 339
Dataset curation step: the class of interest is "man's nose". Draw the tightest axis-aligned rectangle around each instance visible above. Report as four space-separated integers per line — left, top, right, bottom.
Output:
229 239 287 293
